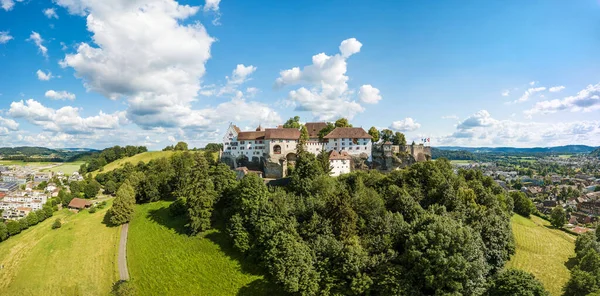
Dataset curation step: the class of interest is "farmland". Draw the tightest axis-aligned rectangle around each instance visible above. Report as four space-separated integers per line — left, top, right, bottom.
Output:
127 201 274 295
506 214 576 295
0 200 120 296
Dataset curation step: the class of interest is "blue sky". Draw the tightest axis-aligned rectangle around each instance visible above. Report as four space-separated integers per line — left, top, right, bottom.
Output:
0 0 599 150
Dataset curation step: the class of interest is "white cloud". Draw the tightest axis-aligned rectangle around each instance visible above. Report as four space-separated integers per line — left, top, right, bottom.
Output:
275 38 376 120
501 90 510 97
390 118 421 132
0 31 13 44
27 31 48 57
441 115 459 120
45 90 76 100
203 0 221 25
438 110 600 147
245 87 259 98
0 0 22 11
0 116 19 131
549 86 565 93
457 110 498 129
509 87 546 104
525 83 600 116
204 0 220 11
217 64 257 96
358 84 382 104
43 8 59 19
9 99 126 134
36 69 53 81
529 81 537 86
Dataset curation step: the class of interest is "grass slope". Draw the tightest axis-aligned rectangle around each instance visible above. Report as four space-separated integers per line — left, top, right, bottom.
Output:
128 201 274 296
92 151 177 176
0 200 120 296
506 214 576 296
41 161 85 175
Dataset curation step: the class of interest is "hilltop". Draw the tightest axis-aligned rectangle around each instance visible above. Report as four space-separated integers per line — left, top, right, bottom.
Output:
90 151 178 176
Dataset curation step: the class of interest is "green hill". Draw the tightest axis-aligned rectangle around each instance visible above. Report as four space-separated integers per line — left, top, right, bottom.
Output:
91 151 178 176
0 200 120 295
127 201 274 295
591 148 600 157
506 214 576 295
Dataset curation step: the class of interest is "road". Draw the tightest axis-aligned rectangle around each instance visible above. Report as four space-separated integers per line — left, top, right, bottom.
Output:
118 223 130 281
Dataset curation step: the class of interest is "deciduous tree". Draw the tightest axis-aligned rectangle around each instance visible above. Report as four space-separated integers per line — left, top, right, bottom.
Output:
550 206 566 228
368 126 379 143
108 181 136 225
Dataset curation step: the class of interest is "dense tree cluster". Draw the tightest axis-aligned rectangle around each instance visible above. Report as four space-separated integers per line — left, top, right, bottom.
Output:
564 232 600 295
0 198 59 243
93 147 539 295
79 145 147 174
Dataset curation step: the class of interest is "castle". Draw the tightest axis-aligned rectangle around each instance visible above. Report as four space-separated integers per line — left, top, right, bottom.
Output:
221 122 431 178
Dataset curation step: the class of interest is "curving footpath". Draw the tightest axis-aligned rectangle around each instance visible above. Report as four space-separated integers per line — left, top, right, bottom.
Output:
118 223 130 281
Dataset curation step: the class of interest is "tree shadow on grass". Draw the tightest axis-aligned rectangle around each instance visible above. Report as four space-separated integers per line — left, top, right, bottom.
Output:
236 278 282 296
146 206 189 235
565 257 578 270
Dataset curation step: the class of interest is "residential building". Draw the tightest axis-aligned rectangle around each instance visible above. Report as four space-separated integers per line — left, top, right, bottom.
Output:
329 150 352 176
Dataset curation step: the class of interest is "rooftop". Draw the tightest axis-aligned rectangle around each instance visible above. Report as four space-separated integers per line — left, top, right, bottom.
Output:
323 127 372 139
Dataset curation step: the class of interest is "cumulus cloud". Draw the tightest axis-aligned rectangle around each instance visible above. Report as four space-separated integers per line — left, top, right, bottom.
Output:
43 8 58 18
529 81 537 86
203 0 221 25
501 90 510 97
525 83 600 116
27 31 48 57
509 87 546 104
45 90 76 100
275 38 378 120
549 86 565 93
358 85 382 104
390 118 421 132
216 64 257 96
1 0 23 11
437 110 600 147
9 99 126 134
441 115 459 120
0 116 19 131
0 31 13 44
36 69 53 81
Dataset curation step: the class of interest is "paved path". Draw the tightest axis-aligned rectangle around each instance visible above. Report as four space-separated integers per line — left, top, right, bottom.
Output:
118 223 130 281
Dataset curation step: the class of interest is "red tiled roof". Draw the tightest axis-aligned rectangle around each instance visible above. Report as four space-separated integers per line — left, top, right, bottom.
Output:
329 150 351 160
323 127 372 139
265 128 300 140
237 131 265 140
68 198 90 209
16 207 31 212
305 122 327 138
232 125 241 133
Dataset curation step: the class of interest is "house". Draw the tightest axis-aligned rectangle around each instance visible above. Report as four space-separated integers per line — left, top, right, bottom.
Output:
34 172 52 184
569 212 598 225
68 198 91 211
329 150 352 177
578 201 600 216
45 182 57 193
0 181 19 192
234 167 263 180
323 127 373 160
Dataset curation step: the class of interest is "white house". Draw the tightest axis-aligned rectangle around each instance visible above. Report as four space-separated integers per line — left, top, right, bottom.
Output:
323 127 373 160
329 150 352 177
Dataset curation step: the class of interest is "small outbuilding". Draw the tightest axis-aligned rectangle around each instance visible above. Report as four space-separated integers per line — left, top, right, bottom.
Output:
68 198 91 211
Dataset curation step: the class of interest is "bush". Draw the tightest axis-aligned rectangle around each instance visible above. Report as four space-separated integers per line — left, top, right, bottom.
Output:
19 218 29 231
111 280 136 296
7 220 21 236
52 218 62 229
487 269 548 296
89 207 97 213
0 223 8 241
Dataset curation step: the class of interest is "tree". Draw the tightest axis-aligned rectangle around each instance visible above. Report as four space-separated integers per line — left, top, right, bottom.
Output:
380 129 394 142
511 191 533 218
368 126 379 143
283 116 301 129
26 212 38 227
204 143 223 152
392 132 407 146
104 180 117 195
52 218 62 229
84 180 101 198
550 206 566 228
6 220 20 236
318 122 335 142
299 125 309 149
184 153 217 234
316 149 332 175
174 141 189 151
487 269 548 296
0 223 8 241
18 218 28 231
334 118 352 128
108 181 136 225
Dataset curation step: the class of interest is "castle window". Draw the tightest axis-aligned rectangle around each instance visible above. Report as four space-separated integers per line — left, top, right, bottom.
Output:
274 145 282 154
240 141 245 144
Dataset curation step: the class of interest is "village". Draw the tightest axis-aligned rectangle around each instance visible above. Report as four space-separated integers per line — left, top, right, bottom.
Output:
0 164 92 221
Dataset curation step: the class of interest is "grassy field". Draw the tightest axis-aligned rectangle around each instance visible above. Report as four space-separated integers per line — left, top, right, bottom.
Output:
128 201 274 295
0 200 120 296
0 160 57 166
41 161 85 175
449 160 472 164
506 214 576 295
91 151 177 176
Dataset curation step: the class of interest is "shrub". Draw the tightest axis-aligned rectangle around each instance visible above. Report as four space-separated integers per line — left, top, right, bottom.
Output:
111 280 136 296
7 220 21 236
89 207 97 214
52 218 62 229
19 218 29 231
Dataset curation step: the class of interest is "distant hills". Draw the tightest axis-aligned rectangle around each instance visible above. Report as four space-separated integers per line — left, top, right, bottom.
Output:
434 145 599 154
0 146 96 162
591 148 600 157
